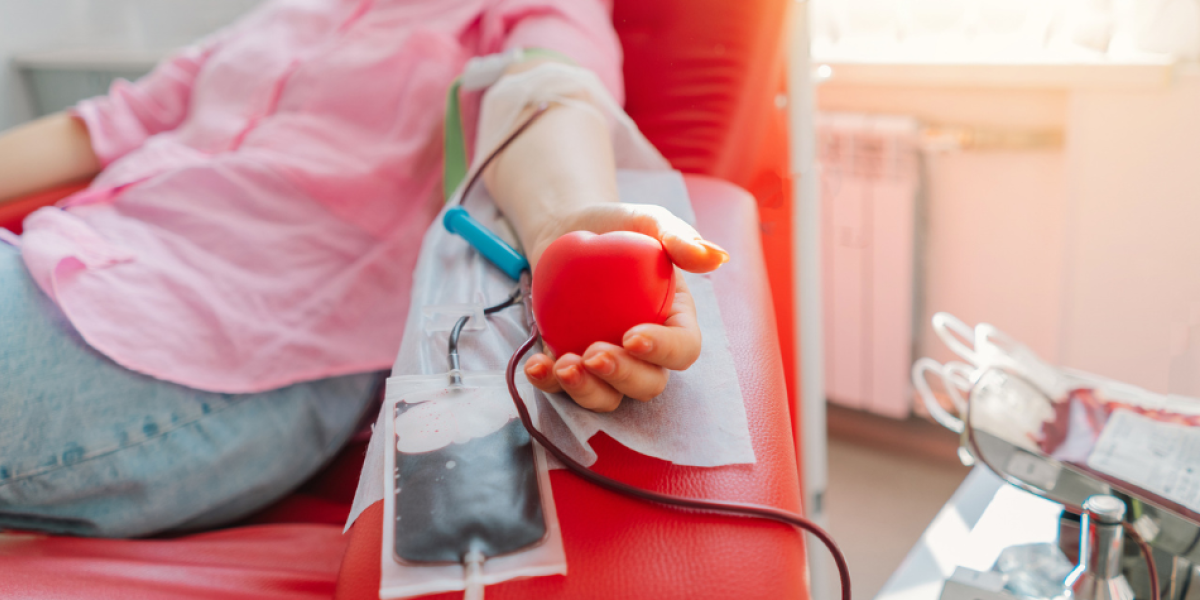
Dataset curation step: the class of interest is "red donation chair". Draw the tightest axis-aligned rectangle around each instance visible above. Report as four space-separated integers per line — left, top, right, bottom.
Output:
0 0 808 598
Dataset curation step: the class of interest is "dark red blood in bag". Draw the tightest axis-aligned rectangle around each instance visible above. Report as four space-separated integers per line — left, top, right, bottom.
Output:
1036 387 1200 457
532 231 675 357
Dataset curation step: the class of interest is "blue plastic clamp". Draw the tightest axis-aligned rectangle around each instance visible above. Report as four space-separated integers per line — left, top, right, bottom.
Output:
443 206 530 280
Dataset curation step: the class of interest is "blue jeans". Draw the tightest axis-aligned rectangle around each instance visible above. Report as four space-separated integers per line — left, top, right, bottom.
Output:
0 243 381 537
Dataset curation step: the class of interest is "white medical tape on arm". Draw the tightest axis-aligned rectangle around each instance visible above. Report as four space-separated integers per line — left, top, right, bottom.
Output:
472 61 669 179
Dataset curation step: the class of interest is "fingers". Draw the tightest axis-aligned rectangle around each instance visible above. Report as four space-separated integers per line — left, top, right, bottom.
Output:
552 354 623 412
526 346 669 410
525 351 624 412
581 343 669 402
624 321 701 371
623 274 702 370
524 353 563 393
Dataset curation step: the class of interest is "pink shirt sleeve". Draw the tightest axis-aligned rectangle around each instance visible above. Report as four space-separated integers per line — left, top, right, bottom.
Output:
72 41 218 166
481 0 624 104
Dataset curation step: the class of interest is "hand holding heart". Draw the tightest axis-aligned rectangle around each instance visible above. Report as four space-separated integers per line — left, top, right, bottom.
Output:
523 202 729 413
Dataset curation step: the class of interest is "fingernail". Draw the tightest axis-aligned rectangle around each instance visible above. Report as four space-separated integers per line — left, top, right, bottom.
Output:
698 240 730 265
527 362 548 380
584 353 616 376
557 365 581 386
625 334 653 355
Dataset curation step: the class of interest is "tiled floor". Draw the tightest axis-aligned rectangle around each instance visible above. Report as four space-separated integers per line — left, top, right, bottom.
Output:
821 408 971 599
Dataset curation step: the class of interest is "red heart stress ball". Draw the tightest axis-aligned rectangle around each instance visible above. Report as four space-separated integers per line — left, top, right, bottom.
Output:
532 231 676 357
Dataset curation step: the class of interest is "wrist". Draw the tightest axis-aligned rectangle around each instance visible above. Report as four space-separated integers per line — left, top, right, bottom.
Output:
521 196 619 269
523 211 573 270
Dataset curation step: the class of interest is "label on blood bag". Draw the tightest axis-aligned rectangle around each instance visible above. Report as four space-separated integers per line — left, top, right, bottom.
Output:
1087 409 1200 513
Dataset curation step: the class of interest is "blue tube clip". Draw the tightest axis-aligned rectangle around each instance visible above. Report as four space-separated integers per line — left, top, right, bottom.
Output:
443 206 530 280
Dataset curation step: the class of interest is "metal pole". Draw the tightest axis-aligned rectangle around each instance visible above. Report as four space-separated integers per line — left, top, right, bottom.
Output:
788 1 830 598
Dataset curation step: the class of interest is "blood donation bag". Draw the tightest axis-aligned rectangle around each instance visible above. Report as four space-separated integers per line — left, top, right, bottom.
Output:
390 382 547 565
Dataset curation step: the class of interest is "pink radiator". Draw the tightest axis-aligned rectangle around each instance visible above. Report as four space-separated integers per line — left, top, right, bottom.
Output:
819 112 919 418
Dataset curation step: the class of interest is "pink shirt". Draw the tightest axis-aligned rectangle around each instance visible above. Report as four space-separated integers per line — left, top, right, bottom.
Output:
17 0 621 393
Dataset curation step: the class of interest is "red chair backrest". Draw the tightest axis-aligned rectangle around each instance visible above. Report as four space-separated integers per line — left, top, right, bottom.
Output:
614 0 797 418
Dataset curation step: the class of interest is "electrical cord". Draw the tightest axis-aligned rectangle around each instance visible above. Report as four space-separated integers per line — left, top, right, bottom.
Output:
504 324 853 600
962 367 1158 600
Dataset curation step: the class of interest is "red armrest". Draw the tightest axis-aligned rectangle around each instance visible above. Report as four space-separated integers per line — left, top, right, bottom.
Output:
335 174 807 600
0 182 90 235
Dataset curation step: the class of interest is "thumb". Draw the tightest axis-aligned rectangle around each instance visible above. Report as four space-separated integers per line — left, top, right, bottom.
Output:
578 204 729 273
661 232 729 274
638 207 728 273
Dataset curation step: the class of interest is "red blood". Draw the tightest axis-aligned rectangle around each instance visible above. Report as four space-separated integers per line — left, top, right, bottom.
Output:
532 231 676 357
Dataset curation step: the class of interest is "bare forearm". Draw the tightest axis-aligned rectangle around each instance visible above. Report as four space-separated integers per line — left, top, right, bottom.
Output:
0 113 101 204
481 64 730 412
482 97 618 267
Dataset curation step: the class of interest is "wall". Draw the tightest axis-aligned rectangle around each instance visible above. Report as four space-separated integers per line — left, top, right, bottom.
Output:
0 0 260 130
921 149 1069 367
819 65 1200 399
818 84 1072 371
1062 68 1200 391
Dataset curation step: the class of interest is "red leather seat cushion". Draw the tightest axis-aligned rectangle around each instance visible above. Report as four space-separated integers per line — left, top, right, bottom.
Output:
0 526 347 600
335 175 807 600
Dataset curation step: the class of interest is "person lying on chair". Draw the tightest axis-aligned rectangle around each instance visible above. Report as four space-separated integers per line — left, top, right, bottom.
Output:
0 0 728 537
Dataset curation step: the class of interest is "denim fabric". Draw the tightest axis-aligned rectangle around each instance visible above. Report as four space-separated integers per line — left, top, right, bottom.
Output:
0 243 381 537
